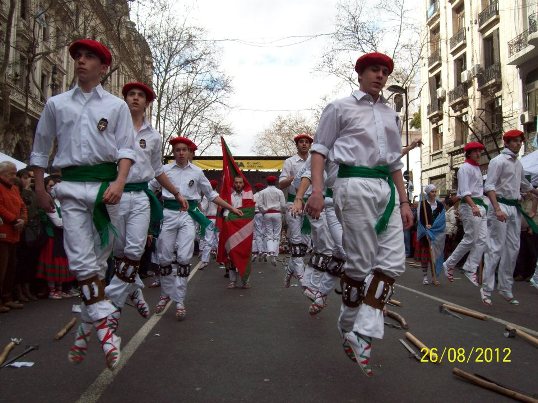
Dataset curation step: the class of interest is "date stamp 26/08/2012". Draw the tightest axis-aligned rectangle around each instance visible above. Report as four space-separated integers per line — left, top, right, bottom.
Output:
420 347 512 364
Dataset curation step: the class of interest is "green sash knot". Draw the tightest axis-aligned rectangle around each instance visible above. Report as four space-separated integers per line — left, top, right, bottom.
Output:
498 197 538 234
163 199 216 237
61 163 117 246
124 182 164 232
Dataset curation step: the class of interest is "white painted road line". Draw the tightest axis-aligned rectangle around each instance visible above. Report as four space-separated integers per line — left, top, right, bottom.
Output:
77 262 202 403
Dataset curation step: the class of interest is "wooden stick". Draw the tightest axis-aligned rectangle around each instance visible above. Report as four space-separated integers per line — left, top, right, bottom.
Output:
441 304 487 321
388 299 401 306
506 325 538 348
453 368 538 403
387 310 409 329
405 331 439 364
0 342 16 367
54 318 77 341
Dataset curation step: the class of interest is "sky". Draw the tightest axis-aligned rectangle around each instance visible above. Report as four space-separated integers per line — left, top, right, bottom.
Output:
184 0 422 155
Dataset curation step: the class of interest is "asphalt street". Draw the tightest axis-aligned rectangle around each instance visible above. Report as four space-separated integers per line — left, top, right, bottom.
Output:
0 256 537 403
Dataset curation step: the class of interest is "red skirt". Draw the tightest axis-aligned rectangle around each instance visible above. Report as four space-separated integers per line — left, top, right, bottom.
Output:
416 238 432 266
36 237 74 283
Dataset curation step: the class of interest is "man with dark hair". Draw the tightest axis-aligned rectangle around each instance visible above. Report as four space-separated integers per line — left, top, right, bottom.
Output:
279 134 313 287
443 142 486 286
307 52 413 376
31 39 135 370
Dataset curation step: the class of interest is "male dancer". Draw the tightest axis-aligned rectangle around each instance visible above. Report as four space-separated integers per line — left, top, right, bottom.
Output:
257 176 286 266
31 39 135 369
480 130 538 306
280 134 312 287
199 179 219 269
151 137 241 320
308 53 413 376
252 182 266 262
105 82 187 329
442 142 486 286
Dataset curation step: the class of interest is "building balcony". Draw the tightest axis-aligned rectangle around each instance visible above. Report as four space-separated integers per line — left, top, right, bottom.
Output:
448 84 468 111
478 1 499 32
507 14 537 65
477 63 501 95
428 49 441 71
448 0 464 8
427 101 443 123
528 13 538 47
450 28 466 54
426 1 440 26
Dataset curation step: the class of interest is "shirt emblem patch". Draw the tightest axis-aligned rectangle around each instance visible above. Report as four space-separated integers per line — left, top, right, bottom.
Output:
139 139 146 149
97 118 108 132
188 179 194 187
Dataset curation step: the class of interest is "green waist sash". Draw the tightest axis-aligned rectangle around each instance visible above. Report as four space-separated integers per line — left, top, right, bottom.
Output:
124 182 164 230
338 164 394 234
461 197 488 212
61 163 117 246
498 197 538 234
163 199 215 236
325 188 333 198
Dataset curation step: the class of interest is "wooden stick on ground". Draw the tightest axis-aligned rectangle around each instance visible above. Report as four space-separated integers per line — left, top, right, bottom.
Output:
453 368 538 403
54 318 77 341
386 310 409 329
441 304 487 321
404 331 440 364
388 299 401 306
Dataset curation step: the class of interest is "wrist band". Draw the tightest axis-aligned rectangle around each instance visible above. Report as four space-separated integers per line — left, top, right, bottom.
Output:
400 201 410 206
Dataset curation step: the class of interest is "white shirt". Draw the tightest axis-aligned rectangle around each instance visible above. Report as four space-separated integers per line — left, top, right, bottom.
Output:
457 162 484 199
484 149 532 200
126 119 164 183
257 185 286 212
30 85 135 169
231 191 244 208
150 162 218 202
279 154 308 193
291 155 313 196
201 195 218 217
312 90 403 172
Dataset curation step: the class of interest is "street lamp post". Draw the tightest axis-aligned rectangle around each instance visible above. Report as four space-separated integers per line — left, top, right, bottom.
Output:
387 84 410 202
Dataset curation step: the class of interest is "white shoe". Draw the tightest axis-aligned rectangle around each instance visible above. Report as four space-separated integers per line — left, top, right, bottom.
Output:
530 276 538 289
480 288 492 306
344 331 373 377
271 255 277 266
422 276 429 285
199 261 209 270
251 254 258 262
499 291 519 305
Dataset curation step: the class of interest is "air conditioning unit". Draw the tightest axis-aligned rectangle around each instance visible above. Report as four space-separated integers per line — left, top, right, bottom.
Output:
436 88 446 99
461 71 472 84
520 111 535 124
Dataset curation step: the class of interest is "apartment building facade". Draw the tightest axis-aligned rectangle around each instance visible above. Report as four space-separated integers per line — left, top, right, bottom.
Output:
0 0 152 163
421 0 538 194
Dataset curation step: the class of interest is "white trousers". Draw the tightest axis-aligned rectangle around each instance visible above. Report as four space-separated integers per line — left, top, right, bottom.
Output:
253 213 266 254
200 218 217 263
53 181 117 322
334 177 405 339
263 212 282 255
318 198 346 295
304 210 333 291
482 204 520 296
444 203 487 273
285 205 307 282
157 209 196 304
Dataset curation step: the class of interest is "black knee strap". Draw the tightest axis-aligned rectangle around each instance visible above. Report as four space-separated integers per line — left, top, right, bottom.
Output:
290 243 307 257
340 273 364 308
160 265 173 276
326 256 345 278
176 263 191 278
309 253 331 272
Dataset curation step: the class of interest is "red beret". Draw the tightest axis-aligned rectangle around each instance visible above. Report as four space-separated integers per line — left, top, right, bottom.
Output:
169 136 197 152
254 182 265 190
463 142 485 152
294 134 313 144
122 82 156 103
503 129 525 141
354 52 394 75
266 176 277 184
209 179 218 188
69 39 112 66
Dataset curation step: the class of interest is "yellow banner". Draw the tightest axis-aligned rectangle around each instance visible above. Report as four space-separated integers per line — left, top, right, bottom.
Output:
192 159 284 171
